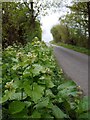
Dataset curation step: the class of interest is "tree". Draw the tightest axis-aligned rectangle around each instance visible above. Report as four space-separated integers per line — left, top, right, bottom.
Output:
2 0 64 48
51 24 70 44
58 1 89 48
2 2 42 48
51 25 62 43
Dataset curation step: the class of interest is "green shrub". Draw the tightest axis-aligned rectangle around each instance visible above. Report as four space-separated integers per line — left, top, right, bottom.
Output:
1 39 89 119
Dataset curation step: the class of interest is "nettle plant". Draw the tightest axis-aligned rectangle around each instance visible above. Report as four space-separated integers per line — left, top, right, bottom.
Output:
1 38 89 119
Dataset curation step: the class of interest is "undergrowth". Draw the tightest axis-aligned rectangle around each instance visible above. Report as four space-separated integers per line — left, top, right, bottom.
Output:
1 38 89 119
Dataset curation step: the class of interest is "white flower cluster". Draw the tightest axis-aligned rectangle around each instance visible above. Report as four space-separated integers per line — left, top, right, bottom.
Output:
5 80 14 89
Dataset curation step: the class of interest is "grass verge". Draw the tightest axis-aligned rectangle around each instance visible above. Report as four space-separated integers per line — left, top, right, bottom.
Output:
50 41 90 55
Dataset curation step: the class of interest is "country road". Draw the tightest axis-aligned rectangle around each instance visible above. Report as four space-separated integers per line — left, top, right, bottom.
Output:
52 44 88 96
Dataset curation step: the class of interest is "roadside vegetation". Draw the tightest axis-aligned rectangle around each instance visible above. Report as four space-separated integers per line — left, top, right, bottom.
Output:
50 2 90 55
1 1 90 120
1 39 89 119
50 41 90 55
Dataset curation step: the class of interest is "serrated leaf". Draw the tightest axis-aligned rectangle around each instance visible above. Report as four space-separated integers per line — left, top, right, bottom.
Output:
9 101 26 114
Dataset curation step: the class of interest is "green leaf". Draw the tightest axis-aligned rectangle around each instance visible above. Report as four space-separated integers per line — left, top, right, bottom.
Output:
47 80 55 88
35 97 49 109
31 83 45 103
57 80 77 97
11 58 18 63
10 92 27 100
13 80 23 89
46 89 55 98
11 108 29 118
23 66 32 77
31 110 41 118
58 80 76 90
12 64 20 70
2 90 15 103
78 112 89 119
58 88 77 98
0 78 2 84
52 105 66 118
76 96 89 114
24 82 45 103
23 80 32 97
9 101 26 114
42 114 54 118
45 76 55 88
23 71 31 77
32 64 45 76
24 101 31 108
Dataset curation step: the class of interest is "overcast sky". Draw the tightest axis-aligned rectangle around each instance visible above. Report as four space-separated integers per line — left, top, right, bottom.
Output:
41 13 60 42
40 0 72 43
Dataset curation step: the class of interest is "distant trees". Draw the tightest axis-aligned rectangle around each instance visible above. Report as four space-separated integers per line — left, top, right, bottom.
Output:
51 24 70 44
51 1 89 48
51 25 61 43
2 2 42 48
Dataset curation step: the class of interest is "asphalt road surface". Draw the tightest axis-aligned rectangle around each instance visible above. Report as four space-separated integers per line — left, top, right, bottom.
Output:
53 45 88 96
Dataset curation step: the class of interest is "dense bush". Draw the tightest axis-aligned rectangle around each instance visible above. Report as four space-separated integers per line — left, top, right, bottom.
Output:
1 39 89 119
